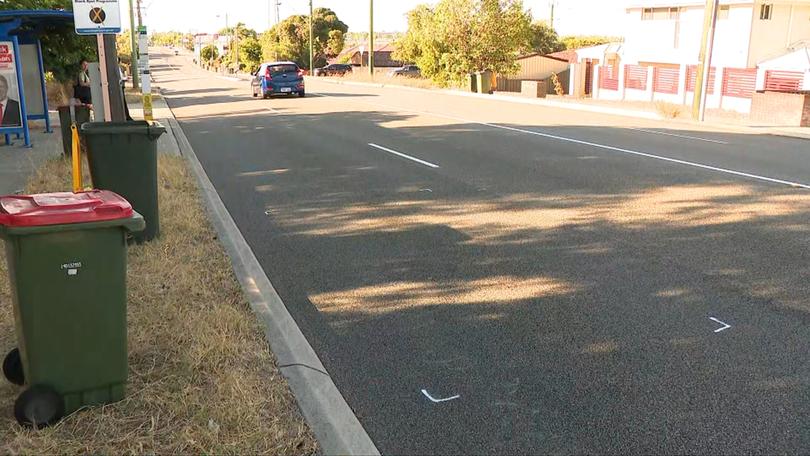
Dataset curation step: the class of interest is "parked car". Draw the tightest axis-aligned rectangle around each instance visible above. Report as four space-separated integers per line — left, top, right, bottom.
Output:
251 61 305 99
314 63 353 77
388 65 421 78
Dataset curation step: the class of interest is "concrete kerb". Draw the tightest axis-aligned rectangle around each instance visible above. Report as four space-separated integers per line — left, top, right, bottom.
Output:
161 93 379 456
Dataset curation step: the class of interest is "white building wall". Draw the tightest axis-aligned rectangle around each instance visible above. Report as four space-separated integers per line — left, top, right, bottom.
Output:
749 3 810 65
623 3 753 67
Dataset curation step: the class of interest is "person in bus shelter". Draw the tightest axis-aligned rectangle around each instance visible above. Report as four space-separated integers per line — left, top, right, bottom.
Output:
0 74 21 127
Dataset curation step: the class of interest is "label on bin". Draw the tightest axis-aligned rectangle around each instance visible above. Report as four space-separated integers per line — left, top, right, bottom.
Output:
0 190 133 227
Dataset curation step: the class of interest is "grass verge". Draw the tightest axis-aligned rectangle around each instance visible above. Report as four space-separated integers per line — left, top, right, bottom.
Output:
0 155 317 454
331 70 440 90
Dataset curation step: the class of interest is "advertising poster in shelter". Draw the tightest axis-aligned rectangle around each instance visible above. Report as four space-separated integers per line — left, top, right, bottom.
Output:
0 42 22 127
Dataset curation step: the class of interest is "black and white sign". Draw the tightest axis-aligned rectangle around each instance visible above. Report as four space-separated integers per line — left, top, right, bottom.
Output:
73 0 121 35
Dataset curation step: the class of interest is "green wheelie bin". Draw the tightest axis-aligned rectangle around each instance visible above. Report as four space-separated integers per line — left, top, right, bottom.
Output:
57 105 91 156
0 190 144 427
81 121 166 243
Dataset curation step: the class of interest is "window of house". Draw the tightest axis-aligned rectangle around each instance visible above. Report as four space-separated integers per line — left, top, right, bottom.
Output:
642 7 680 20
718 5 730 19
760 4 772 20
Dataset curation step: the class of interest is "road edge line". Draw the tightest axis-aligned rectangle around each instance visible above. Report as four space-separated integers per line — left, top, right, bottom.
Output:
167 113 380 456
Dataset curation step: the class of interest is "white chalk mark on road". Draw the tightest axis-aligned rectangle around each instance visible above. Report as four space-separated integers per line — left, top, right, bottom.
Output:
369 143 440 169
628 127 729 145
315 92 810 190
709 317 732 333
421 389 460 403
419 188 433 192
265 107 280 114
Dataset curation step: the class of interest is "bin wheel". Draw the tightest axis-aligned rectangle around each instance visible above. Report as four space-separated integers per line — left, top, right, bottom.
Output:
3 348 24 386
14 385 64 428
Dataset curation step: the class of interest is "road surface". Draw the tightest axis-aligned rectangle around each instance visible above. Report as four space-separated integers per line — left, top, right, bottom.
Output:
153 51 810 454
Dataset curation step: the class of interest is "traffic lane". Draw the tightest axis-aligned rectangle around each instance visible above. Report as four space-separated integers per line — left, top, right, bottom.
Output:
166 82 810 453
307 78 810 187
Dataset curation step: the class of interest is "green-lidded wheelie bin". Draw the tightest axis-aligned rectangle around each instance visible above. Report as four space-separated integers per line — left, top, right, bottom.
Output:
467 73 478 93
81 121 165 243
57 105 91 156
0 190 144 427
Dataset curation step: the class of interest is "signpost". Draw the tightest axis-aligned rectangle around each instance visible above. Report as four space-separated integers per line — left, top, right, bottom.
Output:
73 0 125 121
138 25 152 121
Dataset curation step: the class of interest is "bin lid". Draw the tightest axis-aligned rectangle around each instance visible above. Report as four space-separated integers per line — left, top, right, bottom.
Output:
0 190 133 227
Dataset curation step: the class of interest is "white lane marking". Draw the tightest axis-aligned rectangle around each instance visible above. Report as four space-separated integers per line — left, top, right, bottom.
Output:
628 127 729 145
313 92 810 190
421 389 460 403
709 317 732 333
265 107 280 114
368 143 440 169
419 188 433 192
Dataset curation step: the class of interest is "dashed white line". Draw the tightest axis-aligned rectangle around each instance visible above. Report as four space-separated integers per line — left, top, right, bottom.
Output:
368 143 440 168
628 127 729 145
314 93 810 190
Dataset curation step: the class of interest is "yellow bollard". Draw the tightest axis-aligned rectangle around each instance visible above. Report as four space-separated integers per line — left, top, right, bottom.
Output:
71 123 82 193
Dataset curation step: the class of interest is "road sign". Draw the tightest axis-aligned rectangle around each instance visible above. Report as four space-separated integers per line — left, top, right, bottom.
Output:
73 0 122 35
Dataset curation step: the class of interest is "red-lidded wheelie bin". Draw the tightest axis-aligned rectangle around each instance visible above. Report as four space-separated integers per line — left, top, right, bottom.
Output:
0 190 144 427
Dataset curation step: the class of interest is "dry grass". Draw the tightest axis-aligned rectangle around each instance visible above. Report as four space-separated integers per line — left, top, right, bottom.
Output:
0 155 317 454
654 101 684 119
330 70 440 90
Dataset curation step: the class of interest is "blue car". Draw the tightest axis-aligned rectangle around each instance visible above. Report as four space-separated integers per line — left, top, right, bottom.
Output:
251 61 305 99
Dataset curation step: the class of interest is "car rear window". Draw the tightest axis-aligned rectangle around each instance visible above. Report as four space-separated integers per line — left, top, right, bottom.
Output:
268 64 298 74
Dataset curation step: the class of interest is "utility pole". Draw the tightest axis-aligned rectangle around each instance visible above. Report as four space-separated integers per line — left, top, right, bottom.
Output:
136 0 143 27
369 0 374 76
128 0 139 89
692 0 719 121
309 0 314 72
234 23 239 73
549 0 555 29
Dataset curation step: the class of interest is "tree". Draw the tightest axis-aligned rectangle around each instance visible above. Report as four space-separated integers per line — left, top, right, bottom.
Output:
560 35 619 50
394 0 532 86
150 31 184 48
0 0 96 82
260 8 348 69
201 44 219 63
220 23 260 71
528 21 564 54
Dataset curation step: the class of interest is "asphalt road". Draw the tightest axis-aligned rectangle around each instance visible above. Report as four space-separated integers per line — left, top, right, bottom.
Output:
154 51 810 454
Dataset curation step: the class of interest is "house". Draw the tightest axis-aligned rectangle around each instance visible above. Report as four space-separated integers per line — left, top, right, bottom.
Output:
496 54 571 94
588 1 810 113
330 42 403 67
623 0 810 68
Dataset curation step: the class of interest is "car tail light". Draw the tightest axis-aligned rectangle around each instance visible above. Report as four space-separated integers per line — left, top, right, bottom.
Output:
265 67 273 80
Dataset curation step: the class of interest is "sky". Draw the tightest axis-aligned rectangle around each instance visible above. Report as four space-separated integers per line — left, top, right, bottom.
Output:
122 0 626 37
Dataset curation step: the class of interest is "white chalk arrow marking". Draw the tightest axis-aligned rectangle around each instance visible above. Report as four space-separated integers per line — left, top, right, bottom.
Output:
421 389 460 403
709 317 731 333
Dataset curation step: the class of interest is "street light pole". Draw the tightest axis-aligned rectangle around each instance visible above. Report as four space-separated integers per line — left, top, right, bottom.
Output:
369 0 374 76
128 0 139 89
309 0 314 73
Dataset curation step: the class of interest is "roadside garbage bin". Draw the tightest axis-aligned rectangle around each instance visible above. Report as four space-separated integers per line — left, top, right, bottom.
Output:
467 73 478 93
81 121 165 243
57 105 91 156
0 190 144 427
476 70 493 95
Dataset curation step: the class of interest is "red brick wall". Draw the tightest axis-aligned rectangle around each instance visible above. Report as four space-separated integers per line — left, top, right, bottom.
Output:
750 91 810 127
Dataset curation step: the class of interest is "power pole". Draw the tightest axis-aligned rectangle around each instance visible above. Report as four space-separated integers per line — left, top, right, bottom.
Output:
309 0 314 72
692 0 719 121
234 23 239 73
549 0 555 29
136 0 143 27
128 0 139 89
369 0 374 76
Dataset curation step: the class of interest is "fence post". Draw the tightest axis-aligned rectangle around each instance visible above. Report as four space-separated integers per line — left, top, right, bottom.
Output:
646 66 655 101
619 63 627 100
593 65 600 99
678 64 688 105
713 66 725 109
756 67 767 91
